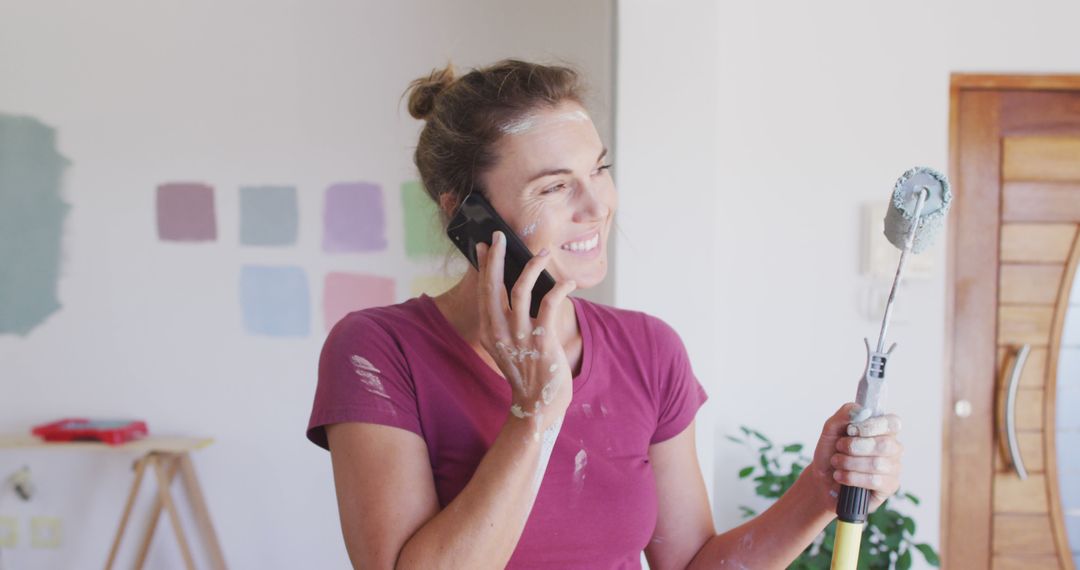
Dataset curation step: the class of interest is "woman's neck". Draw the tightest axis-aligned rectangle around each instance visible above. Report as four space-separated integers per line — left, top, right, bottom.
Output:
432 270 577 347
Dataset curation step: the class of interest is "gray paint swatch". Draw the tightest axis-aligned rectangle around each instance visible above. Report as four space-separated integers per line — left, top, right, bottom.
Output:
0 113 71 336
240 185 298 246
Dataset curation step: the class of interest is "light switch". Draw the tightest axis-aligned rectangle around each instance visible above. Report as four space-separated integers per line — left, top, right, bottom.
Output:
0 516 16 547
30 516 61 549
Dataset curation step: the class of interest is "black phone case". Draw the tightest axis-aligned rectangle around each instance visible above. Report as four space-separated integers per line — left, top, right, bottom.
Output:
446 193 557 319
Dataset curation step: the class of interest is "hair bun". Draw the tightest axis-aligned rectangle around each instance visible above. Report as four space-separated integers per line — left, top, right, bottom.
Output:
406 64 456 121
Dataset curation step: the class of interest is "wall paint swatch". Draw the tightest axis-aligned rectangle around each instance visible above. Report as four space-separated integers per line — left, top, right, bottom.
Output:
322 182 386 252
157 182 217 241
0 114 71 336
239 265 310 337
410 274 459 299
323 272 395 331
402 180 446 258
240 185 298 246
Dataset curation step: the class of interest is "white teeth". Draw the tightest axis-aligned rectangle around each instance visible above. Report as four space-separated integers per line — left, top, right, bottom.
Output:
561 233 599 252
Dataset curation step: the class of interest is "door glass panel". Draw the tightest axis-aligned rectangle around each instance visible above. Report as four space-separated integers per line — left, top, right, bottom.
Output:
1059 265 1080 568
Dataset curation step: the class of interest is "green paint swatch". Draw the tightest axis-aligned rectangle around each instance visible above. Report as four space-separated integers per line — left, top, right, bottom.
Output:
401 180 445 258
0 114 70 336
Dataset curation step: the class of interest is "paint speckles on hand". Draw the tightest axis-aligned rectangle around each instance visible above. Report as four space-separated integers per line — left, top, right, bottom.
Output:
531 326 545 336
573 449 588 489
350 354 392 402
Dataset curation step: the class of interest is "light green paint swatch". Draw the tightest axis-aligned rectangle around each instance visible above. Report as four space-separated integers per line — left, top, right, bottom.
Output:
0 114 70 336
401 180 445 258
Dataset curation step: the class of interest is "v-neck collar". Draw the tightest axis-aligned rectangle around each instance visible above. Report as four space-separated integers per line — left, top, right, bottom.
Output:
417 293 594 394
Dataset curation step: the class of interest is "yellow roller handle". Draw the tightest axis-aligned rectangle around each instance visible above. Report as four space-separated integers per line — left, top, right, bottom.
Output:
830 520 864 570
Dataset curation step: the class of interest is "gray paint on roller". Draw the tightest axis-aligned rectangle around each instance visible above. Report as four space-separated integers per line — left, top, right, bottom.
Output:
0 114 71 336
882 166 951 254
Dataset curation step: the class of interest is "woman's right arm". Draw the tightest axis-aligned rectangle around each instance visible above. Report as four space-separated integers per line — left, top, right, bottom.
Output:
328 231 576 569
328 412 555 569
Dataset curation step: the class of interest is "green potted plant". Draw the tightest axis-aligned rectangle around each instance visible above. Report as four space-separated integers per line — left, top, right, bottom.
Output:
728 426 940 569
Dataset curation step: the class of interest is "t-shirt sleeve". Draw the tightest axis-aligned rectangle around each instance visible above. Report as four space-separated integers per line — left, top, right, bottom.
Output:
647 315 709 444
306 312 423 450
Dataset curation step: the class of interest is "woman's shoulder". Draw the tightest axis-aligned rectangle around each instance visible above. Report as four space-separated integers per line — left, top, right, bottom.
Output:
328 295 433 339
573 296 680 344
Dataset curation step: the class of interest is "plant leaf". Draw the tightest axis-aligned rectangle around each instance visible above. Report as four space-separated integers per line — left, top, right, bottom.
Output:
915 543 940 567
724 435 745 444
905 491 921 505
784 443 804 453
897 548 912 570
738 466 755 479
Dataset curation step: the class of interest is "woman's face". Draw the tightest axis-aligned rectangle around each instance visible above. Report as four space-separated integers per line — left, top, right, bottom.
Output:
478 101 616 289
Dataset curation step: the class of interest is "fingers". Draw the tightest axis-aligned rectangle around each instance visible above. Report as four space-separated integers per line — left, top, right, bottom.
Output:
822 402 862 435
836 435 903 457
832 469 898 492
847 414 902 438
830 453 900 476
510 247 552 333
478 233 511 345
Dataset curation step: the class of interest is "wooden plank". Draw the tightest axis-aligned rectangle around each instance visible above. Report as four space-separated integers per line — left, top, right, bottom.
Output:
1016 389 1045 431
1003 182 1080 222
1001 91 1080 136
943 88 1000 570
992 555 1062 570
999 306 1055 346
1003 136 1080 181
1000 224 1077 263
997 346 1049 389
994 472 1049 513
994 431 1046 474
1000 264 1065 304
953 74 1080 91
0 435 214 453
993 514 1059 554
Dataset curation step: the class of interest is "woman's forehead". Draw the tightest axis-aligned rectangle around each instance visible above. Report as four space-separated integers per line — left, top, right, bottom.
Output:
494 111 602 179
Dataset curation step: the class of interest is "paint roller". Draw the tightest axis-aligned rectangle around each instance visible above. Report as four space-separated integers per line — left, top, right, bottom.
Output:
830 167 951 570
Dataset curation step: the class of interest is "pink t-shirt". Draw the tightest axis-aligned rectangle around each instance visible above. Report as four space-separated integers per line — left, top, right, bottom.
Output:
307 294 707 569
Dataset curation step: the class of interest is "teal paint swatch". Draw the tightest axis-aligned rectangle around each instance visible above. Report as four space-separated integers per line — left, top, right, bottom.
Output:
240 185 298 246
0 114 71 336
401 180 445 258
239 265 310 337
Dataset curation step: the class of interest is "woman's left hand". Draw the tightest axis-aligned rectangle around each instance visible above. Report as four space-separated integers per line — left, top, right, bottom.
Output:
807 403 903 513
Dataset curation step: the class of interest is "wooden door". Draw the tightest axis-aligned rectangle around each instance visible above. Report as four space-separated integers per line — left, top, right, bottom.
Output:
944 76 1080 569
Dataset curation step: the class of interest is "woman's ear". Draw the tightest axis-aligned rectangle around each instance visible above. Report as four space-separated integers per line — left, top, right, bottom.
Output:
439 193 458 218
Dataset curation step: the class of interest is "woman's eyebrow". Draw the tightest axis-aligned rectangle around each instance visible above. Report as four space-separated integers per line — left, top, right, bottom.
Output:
524 147 608 184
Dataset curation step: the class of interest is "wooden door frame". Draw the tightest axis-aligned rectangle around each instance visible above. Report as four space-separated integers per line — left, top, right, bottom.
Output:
944 73 1080 569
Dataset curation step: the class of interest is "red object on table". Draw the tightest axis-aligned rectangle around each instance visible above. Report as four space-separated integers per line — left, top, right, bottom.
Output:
32 419 149 446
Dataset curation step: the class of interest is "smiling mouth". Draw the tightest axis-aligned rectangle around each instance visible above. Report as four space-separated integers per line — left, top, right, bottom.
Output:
560 232 600 253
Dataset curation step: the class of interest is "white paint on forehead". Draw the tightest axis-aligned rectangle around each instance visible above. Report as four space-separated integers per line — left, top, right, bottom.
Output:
500 109 590 135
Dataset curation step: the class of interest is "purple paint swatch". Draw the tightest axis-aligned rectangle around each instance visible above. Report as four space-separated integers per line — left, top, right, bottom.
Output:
322 182 386 252
157 183 217 241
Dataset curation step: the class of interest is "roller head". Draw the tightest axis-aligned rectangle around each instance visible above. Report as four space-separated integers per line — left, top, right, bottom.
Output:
883 166 951 254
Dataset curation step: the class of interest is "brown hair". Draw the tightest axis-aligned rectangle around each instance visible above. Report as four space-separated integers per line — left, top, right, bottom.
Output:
402 59 587 228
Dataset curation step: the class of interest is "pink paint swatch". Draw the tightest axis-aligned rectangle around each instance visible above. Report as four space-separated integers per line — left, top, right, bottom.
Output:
156 182 217 241
323 272 395 331
322 182 387 252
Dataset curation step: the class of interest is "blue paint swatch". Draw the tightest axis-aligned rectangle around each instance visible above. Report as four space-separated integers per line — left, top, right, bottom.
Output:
240 185 298 246
239 265 310 337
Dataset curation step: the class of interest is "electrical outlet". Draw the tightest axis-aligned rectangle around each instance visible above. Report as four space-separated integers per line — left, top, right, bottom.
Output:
0 516 16 547
30 516 61 549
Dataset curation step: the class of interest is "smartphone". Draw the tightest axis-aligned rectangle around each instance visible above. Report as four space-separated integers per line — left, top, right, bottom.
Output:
446 192 556 319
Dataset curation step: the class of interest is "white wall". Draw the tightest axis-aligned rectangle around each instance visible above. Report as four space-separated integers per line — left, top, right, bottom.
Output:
0 1 612 568
615 0 1080 567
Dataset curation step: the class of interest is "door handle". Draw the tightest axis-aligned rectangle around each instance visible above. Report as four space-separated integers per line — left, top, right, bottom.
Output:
1000 344 1031 480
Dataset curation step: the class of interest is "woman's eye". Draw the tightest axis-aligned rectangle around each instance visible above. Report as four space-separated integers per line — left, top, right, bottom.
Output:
594 163 614 175
541 183 567 195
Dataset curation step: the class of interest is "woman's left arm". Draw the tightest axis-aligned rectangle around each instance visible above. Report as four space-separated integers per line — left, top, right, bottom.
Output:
645 404 903 570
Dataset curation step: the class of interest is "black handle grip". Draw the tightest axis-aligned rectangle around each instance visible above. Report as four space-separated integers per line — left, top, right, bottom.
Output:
837 484 870 523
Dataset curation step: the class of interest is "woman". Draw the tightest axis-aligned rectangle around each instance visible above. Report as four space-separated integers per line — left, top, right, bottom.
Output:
306 59 903 569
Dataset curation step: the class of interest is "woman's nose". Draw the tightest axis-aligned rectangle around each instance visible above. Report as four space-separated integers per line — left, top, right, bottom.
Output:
572 180 610 222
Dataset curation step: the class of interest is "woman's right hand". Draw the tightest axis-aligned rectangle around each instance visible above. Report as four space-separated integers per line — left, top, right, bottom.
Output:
475 230 577 432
